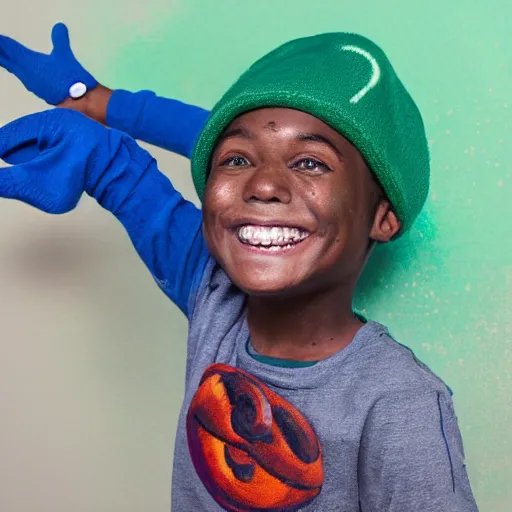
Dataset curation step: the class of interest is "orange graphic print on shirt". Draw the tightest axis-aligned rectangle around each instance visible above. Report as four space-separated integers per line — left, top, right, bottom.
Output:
186 363 323 511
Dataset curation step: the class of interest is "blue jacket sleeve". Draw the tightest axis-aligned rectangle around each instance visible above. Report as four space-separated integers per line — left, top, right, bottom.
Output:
105 89 210 158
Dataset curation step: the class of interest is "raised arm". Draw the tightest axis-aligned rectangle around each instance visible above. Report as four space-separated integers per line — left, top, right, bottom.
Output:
0 109 210 316
0 23 209 158
65 85 210 158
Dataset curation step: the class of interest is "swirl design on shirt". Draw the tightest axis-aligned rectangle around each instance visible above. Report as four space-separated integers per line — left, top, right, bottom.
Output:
186 363 323 511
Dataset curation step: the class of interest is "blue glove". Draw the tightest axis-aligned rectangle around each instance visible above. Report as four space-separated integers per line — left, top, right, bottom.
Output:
0 108 140 213
0 108 209 315
0 23 97 105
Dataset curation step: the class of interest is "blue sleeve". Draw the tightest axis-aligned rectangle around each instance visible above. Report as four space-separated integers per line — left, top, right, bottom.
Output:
0 108 209 317
92 143 210 317
106 89 210 158
358 389 478 511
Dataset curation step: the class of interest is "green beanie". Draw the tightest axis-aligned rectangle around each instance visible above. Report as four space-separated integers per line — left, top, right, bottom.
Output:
191 32 430 235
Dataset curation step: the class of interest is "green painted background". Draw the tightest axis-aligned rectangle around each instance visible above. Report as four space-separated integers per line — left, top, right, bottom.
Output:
0 1 510 511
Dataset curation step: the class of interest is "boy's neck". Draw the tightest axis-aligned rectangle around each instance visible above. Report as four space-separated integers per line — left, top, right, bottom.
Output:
246 285 363 362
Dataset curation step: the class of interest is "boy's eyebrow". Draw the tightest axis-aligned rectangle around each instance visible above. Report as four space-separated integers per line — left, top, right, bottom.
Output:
296 133 345 159
217 128 344 159
218 127 255 143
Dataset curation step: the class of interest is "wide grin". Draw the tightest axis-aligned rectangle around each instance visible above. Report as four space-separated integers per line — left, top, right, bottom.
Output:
236 225 310 252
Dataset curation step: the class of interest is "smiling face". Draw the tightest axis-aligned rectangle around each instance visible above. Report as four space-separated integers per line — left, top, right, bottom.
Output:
202 108 398 298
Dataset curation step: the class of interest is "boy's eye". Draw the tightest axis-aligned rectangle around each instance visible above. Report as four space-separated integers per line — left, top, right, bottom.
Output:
220 155 250 167
294 158 330 172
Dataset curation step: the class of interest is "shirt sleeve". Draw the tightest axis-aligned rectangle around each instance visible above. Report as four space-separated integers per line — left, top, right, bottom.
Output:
90 136 210 317
105 89 210 158
358 388 479 512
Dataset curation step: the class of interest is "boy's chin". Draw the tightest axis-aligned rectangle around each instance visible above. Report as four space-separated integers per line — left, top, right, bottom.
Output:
230 273 307 299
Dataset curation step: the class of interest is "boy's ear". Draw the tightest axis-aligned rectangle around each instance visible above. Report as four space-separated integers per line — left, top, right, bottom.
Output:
369 199 401 242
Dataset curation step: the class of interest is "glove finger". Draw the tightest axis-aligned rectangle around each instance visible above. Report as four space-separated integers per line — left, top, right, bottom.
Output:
0 140 80 213
0 165 21 199
0 34 33 71
0 111 57 163
0 162 71 212
51 22 71 56
0 110 91 161
0 51 13 71
0 160 36 204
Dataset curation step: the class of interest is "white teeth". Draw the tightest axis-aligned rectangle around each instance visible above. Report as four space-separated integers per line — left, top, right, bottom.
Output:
237 225 309 247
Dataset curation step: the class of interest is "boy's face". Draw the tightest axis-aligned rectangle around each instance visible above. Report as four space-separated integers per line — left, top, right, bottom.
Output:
202 108 398 297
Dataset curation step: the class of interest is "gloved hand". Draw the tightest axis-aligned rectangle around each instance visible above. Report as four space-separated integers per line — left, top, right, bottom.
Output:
0 108 153 214
0 22 98 105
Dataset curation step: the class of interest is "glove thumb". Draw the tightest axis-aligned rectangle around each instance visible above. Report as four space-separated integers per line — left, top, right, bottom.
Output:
51 22 71 56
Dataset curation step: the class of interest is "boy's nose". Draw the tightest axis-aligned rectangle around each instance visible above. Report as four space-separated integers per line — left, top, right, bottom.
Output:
243 164 292 204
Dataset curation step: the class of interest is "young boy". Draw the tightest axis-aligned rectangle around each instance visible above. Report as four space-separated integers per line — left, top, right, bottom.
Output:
0 27 478 512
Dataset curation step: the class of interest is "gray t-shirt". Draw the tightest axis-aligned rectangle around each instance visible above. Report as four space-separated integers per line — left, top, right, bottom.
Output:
171 257 478 511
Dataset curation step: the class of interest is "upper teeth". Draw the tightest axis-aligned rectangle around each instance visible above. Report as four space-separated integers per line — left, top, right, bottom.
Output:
237 225 309 246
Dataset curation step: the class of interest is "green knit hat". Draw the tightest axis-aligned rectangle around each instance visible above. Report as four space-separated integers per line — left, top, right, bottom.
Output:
191 32 430 235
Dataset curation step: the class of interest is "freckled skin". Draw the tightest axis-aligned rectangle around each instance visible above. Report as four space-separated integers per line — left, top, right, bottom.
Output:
202 108 400 360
